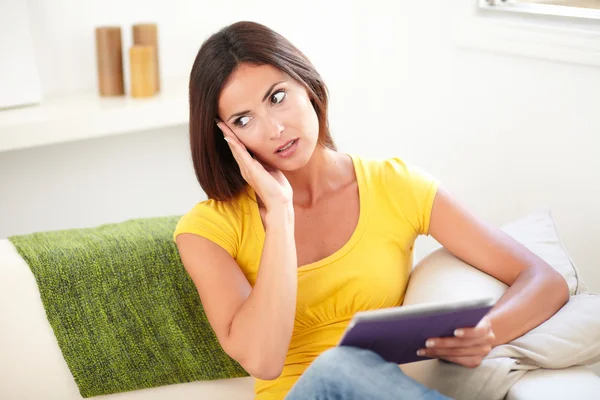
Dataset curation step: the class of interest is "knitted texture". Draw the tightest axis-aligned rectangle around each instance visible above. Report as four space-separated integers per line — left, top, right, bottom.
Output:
8 216 249 398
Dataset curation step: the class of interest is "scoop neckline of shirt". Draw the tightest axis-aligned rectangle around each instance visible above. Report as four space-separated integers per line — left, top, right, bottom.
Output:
248 153 369 272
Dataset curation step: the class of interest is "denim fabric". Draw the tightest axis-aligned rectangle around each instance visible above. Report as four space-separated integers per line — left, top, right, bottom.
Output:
285 346 452 400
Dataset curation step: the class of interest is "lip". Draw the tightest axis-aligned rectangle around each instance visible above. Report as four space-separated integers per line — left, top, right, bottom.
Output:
274 138 298 154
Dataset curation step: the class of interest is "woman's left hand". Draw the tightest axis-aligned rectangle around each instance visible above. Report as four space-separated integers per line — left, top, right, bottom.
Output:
417 316 496 368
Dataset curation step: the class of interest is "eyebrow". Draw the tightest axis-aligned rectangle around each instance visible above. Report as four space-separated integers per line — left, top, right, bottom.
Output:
226 80 285 122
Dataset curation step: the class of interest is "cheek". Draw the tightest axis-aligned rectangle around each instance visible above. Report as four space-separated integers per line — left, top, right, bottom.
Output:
237 136 263 156
289 93 319 136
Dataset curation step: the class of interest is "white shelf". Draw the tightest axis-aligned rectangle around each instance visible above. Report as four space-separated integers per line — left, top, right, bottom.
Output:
0 77 189 153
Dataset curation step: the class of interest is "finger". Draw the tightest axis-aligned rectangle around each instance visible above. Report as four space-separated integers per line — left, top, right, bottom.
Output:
216 122 255 167
424 333 493 350
215 118 240 144
214 120 265 174
418 344 492 358
220 132 243 166
441 356 484 369
454 317 492 339
221 136 253 183
226 140 248 176
476 316 492 329
216 122 247 168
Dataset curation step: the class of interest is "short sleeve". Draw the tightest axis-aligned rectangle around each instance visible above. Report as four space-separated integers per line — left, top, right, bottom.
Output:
173 199 240 258
382 157 440 236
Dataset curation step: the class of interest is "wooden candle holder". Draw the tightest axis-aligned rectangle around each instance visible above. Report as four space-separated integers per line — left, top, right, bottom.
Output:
132 23 160 92
95 27 125 96
130 45 157 98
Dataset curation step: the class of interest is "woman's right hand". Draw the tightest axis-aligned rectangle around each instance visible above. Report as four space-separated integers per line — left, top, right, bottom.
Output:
216 120 293 211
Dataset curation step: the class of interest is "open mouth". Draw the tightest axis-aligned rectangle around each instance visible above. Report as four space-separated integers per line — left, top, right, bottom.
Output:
275 139 298 153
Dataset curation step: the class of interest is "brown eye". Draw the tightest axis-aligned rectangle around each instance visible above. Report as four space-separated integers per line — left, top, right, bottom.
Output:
234 116 251 127
271 90 286 105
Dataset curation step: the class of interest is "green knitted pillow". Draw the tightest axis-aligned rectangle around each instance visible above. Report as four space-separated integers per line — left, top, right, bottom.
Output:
8 216 248 398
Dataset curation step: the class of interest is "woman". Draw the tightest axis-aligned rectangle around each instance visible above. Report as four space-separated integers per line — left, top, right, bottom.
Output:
174 21 569 400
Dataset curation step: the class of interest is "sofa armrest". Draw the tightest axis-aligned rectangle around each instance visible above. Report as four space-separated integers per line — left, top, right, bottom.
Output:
0 239 256 400
403 247 507 306
506 366 600 400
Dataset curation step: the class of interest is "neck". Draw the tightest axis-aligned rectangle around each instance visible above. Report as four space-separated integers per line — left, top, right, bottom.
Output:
282 146 347 208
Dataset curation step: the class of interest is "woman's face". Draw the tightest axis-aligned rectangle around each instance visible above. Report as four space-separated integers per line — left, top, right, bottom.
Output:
217 63 320 170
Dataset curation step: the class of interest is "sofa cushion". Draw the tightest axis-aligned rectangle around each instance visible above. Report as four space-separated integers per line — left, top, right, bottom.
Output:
488 293 600 369
405 209 588 307
506 366 600 400
500 210 588 295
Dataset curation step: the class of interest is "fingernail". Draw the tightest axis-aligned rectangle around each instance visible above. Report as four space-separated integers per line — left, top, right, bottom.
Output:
454 329 464 337
426 340 435 348
417 350 425 356
216 123 221 131
223 136 229 143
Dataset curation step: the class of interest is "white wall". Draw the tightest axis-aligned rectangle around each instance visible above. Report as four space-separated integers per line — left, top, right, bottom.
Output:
1 0 598 372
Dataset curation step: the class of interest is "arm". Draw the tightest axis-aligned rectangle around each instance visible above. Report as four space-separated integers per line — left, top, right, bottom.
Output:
420 187 569 366
176 204 297 380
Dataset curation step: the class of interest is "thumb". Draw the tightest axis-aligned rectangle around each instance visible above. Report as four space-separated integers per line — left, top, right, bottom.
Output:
477 316 491 329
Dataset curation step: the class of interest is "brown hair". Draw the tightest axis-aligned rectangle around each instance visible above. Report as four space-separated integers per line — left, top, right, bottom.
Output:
188 21 336 201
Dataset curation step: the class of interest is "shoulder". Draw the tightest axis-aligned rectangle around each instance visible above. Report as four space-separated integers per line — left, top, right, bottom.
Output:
354 154 440 235
352 154 437 188
173 192 251 257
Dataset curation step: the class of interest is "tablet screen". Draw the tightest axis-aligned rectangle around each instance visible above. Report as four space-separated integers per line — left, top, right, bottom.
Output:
338 297 495 365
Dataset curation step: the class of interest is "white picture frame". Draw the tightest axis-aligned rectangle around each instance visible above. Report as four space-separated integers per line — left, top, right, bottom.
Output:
0 0 42 110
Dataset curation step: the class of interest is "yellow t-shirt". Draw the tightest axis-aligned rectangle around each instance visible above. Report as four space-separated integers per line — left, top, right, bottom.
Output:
173 154 439 400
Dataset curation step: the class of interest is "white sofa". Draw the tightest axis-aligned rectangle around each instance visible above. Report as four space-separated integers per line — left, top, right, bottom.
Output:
1 212 599 400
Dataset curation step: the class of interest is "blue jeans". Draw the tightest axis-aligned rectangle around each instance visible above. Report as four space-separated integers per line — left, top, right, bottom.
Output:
285 346 453 400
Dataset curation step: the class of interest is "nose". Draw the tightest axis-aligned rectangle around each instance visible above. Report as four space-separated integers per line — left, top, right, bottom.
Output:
265 117 284 140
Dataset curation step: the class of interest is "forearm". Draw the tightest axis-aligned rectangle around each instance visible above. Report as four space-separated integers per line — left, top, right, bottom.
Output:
228 205 297 377
487 263 569 347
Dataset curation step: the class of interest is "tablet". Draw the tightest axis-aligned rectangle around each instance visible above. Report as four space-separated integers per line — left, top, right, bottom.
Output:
337 297 495 365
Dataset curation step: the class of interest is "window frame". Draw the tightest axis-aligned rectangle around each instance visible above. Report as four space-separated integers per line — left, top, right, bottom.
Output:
452 0 600 68
482 0 600 20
